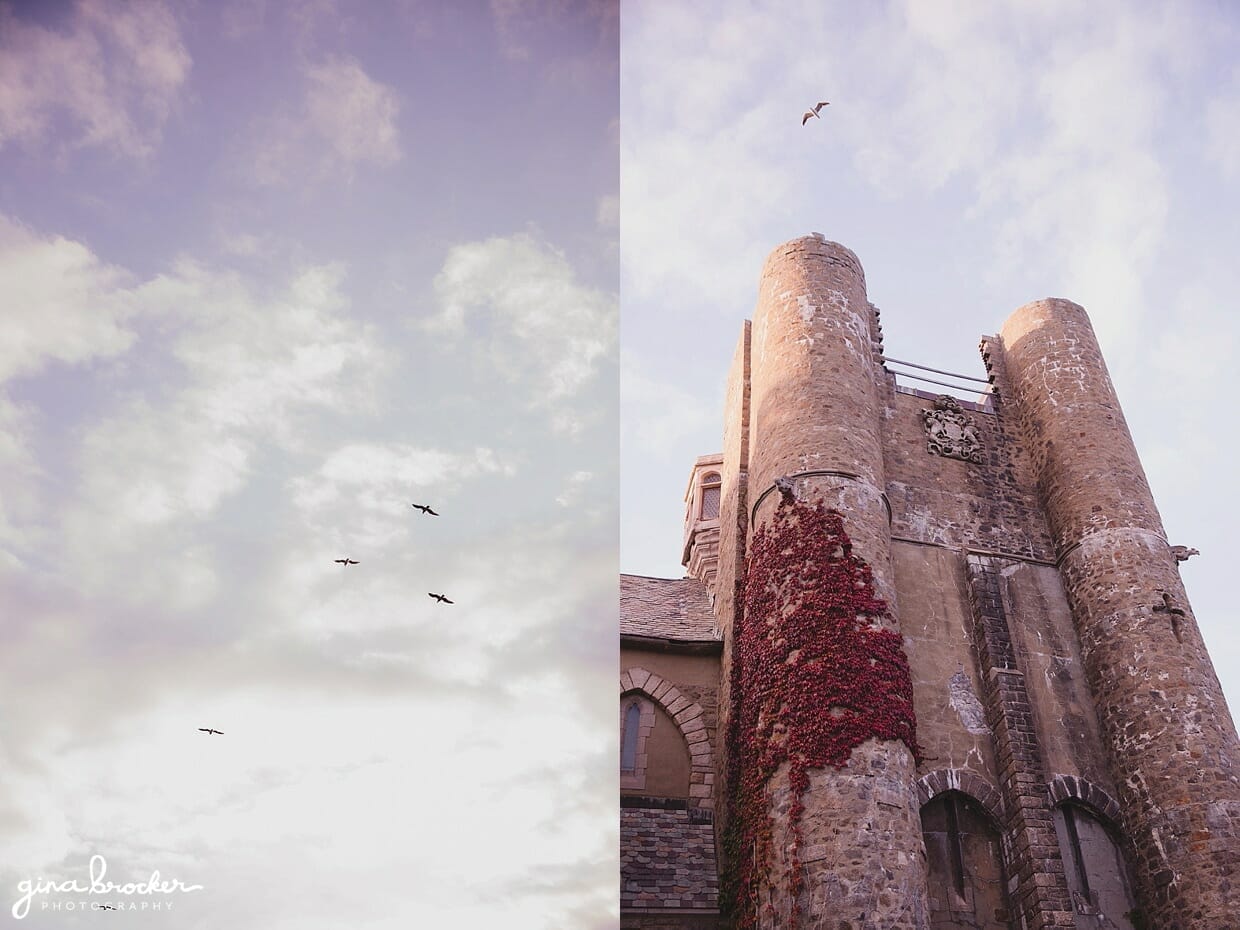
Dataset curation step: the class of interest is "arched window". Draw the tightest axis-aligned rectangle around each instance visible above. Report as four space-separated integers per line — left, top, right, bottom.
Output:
621 701 642 773
920 791 1012 929
1052 802 1138 928
699 472 721 520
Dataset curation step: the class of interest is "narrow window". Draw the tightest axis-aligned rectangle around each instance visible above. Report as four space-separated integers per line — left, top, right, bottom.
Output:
700 472 721 519
621 701 641 773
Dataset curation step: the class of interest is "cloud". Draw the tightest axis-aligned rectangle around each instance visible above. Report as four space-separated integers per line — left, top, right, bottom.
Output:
1206 67 1240 184
596 193 618 230
0 214 137 382
0 0 190 158
618 2 822 308
28 256 391 608
490 0 618 64
620 352 716 458
304 56 401 166
0 213 139 561
490 0 534 61
251 54 401 184
556 470 594 508
286 442 513 550
428 232 617 426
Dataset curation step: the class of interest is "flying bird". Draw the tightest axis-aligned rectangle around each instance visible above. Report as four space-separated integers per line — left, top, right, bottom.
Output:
428 593 454 604
334 558 359 565
802 101 829 125
411 503 439 516
198 728 223 735
99 904 117 910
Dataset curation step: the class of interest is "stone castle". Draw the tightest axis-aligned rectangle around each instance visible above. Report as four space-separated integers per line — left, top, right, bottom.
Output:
620 235 1240 930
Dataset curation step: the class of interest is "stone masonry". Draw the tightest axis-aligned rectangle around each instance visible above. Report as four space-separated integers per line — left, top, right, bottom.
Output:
626 234 1239 930
723 235 928 928
995 299 1240 930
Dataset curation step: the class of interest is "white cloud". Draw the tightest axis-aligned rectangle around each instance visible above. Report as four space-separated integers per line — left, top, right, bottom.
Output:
47 258 388 605
619 0 1204 330
251 54 401 184
556 470 594 507
286 442 513 552
1 677 615 926
620 352 716 457
0 0 190 157
305 56 401 166
619 2 790 306
0 214 137 383
429 233 617 419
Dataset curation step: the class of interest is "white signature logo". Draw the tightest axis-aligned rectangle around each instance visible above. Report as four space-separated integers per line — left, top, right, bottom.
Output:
12 854 204 919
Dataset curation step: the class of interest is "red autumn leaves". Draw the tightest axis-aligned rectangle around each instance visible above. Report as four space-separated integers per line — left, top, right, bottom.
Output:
722 498 920 928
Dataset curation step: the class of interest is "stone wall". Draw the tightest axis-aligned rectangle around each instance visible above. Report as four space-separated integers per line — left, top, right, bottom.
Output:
621 649 721 812
693 235 1239 929
996 299 1240 930
884 389 1055 560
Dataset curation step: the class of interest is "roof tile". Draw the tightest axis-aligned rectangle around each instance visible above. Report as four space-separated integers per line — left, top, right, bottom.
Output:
620 575 719 642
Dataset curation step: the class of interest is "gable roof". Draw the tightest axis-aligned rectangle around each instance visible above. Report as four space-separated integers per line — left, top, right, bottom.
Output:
620 574 719 643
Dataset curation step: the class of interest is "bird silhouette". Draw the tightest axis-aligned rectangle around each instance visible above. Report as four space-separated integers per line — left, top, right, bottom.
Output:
428 592 454 604
411 503 439 516
99 904 117 910
334 558 359 565
801 101 829 125
198 728 223 735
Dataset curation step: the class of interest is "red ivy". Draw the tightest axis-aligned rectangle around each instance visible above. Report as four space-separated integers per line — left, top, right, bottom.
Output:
721 499 921 930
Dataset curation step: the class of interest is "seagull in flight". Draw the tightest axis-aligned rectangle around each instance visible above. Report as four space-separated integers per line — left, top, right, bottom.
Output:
334 558 359 565
428 592 454 604
99 904 117 910
198 728 224 735
802 101 829 125
411 503 439 516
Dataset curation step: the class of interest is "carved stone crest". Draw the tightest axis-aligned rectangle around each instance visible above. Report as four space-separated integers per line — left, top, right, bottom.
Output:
922 395 983 464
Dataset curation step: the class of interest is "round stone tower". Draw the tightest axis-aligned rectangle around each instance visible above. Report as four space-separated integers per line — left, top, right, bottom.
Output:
737 235 928 928
999 299 1240 930
748 235 894 603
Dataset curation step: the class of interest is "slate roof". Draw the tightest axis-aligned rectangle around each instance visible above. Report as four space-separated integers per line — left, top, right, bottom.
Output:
620 575 720 643
621 806 719 910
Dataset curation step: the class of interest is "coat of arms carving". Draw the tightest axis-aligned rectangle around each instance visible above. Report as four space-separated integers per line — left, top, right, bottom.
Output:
922 395 983 464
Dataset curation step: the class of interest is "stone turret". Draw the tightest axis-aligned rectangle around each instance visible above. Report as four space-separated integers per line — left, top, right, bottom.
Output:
998 299 1240 930
683 455 724 598
722 235 928 928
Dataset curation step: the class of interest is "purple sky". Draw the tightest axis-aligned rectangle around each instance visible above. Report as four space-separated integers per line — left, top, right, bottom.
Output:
1 1 617 927
7 2 1240 925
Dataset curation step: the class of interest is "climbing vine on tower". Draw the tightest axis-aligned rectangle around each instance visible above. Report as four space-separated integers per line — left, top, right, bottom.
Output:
721 498 921 929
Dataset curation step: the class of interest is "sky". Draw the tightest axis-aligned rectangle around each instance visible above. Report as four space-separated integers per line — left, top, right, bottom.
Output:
5 1 1240 924
0 1 617 927
620 2 1240 719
